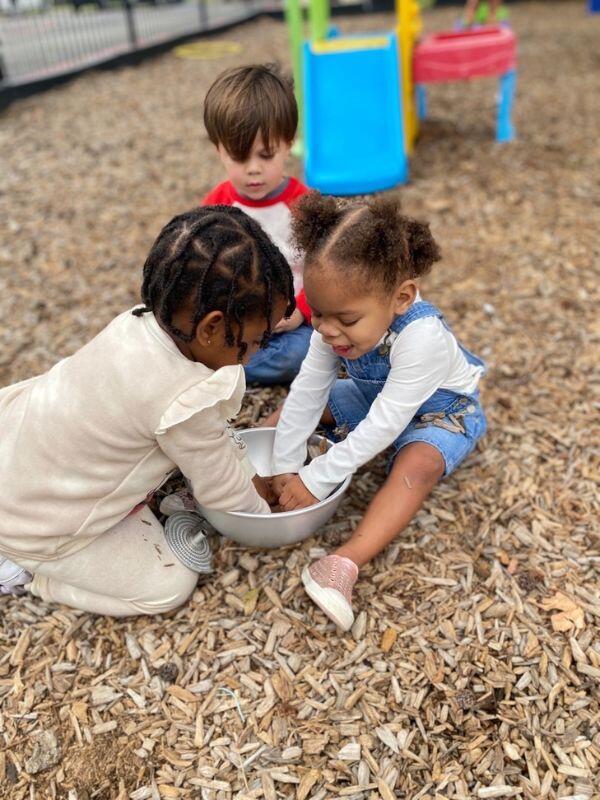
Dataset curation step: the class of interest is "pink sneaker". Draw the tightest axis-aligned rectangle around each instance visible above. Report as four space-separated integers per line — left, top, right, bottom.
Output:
301 555 358 631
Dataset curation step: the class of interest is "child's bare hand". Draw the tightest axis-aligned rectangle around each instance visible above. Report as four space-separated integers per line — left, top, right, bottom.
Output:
279 475 319 511
252 475 277 506
274 308 305 334
270 473 295 499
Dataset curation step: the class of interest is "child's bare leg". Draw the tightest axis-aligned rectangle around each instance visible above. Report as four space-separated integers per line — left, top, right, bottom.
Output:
463 0 479 25
488 0 499 22
334 442 444 567
260 405 283 427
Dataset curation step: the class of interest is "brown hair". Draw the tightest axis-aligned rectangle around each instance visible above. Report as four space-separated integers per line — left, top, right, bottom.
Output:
291 191 441 290
203 64 298 161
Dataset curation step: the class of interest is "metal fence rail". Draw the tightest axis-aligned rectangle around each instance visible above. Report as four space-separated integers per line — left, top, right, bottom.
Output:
0 0 278 87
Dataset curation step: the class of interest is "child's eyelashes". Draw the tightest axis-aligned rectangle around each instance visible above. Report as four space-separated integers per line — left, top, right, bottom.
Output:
313 312 361 328
231 153 274 165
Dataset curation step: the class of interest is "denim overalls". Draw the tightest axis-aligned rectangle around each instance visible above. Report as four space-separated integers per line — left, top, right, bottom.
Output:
327 301 487 475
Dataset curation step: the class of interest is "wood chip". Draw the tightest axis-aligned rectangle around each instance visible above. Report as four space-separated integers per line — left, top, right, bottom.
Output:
380 628 397 653
375 727 399 754
1 7 598 800
297 769 320 800
377 777 397 800
477 787 522 798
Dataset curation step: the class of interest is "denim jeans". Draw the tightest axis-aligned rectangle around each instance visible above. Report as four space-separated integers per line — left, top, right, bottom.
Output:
244 324 313 385
329 383 486 476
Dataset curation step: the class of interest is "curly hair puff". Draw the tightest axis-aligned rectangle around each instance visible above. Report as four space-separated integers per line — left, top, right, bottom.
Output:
291 191 441 290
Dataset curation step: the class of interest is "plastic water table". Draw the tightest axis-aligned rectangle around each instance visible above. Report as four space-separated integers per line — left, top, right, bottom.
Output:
413 26 517 142
303 32 408 195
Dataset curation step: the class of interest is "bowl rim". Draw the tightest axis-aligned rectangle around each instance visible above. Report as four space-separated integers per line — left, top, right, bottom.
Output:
203 427 351 520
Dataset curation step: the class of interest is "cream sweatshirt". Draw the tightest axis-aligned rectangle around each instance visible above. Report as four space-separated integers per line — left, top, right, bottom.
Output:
0 308 268 563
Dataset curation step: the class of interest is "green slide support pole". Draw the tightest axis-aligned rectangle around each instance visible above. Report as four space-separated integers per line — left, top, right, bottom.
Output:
285 0 304 156
308 0 329 42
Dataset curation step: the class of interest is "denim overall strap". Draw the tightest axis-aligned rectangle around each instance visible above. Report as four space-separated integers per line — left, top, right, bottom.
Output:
341 302 444 391
389 300 443 335
390 300 486 373
343 301 444 382
341 299 484 417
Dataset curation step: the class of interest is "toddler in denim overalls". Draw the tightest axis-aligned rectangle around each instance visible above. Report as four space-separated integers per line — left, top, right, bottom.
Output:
330 299 486 476
270 191 487 631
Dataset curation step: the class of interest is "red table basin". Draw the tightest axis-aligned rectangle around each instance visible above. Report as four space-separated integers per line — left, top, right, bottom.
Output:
413 26 517 83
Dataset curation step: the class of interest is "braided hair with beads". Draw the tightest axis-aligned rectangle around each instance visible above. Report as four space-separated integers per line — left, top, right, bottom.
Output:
132 205 295 360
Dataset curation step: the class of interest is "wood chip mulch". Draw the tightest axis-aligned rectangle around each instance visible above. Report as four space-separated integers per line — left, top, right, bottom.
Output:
0 3 598 799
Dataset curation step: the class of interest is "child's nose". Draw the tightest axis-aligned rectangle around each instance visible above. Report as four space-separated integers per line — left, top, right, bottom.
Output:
316 320 339 338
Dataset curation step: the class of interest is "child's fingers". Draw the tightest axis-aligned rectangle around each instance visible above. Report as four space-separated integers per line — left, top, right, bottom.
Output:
274 317 294 333
274 309 303 333
262 478 277 504
279 487 292 507
272 473 295 497
279 487 300 511
297 496 316 509
252 475 274 503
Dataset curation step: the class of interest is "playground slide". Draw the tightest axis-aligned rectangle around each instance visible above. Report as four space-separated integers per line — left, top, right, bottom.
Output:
303 33 408 195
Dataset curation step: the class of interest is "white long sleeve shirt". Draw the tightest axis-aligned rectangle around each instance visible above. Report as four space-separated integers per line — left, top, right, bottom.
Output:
0 309 268 563
271 307 483 500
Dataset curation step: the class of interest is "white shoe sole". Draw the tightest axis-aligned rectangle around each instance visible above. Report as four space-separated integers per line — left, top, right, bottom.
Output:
0 556 31 591
301 566 354 632
160 494 197 516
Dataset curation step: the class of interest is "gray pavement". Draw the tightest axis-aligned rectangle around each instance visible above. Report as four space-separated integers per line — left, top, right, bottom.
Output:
0 0 276 84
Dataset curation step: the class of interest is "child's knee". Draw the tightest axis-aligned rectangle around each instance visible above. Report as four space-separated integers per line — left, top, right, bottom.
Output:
137 565 198 615
394 443 445 487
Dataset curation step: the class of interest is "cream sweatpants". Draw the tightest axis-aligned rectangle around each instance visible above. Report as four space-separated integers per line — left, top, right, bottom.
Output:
16 506 198 617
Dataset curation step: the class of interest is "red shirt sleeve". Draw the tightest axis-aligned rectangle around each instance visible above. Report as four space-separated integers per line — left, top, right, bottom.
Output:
284 177 310 208
201 181 236 206
280 180 311 322
295 288 312 324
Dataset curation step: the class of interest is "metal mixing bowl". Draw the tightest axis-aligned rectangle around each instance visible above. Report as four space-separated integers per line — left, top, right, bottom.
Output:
199 427 351 548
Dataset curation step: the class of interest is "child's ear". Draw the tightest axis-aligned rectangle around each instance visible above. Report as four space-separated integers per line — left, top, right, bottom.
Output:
392 280 418 315
196 311 225 346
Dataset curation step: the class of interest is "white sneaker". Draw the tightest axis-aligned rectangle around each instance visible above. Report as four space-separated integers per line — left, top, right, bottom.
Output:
0 556 32 595
159 490 198 516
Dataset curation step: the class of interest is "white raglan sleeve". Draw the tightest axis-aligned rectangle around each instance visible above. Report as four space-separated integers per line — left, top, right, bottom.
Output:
298 319 452 500
271 330 340 475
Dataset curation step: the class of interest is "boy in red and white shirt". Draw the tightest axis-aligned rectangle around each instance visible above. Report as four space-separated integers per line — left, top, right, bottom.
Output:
202 64 312 384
